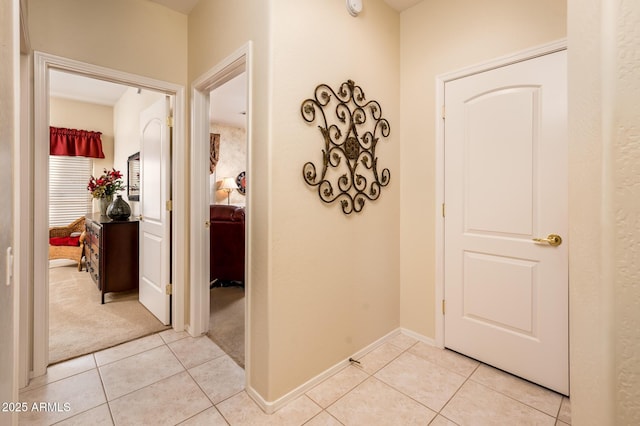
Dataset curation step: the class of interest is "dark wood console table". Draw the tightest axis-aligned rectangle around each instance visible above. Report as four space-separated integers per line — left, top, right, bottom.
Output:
85 213 139 304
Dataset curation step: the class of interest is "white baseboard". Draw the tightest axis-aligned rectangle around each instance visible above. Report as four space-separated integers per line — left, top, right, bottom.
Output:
399 327 438 348
245 327 435 414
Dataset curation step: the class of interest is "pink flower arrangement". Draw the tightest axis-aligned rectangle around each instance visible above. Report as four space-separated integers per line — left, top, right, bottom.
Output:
87 168 125 199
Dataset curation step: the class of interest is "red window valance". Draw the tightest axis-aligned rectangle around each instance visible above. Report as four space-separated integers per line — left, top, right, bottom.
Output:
50 126 105 159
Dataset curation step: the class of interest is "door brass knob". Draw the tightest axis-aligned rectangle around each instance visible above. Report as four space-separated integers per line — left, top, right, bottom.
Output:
532 234 562 246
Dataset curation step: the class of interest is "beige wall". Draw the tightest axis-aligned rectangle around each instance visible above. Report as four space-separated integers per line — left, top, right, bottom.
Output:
27 0 187 86
187 1 265 83
267 0 400 400
399 0 567 337
568 0 640 423
49 97 115 213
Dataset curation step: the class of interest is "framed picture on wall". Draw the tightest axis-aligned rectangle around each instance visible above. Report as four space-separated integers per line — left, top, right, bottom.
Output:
210 133 220 174
236 171 246 195
127 152 140 201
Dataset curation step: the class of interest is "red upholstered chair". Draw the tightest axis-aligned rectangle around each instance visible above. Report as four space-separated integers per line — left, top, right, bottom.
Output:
209 205 245 286
49 216 86 271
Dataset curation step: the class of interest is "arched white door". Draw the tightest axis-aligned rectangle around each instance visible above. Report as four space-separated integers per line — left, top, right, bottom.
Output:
444 50 568 394
139 97 172 324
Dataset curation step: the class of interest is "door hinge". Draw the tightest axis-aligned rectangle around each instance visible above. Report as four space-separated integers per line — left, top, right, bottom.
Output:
441 105 446 119
442 203 446 217
442 299 446 315
166 200 173 211
166 283 172 295
167 116 174 128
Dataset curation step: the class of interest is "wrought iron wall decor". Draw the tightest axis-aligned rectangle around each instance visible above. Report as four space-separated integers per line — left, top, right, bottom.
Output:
300 80 391 215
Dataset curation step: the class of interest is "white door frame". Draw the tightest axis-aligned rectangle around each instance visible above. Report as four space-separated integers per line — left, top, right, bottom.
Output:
31 52 186 377
434 39 567 348
189 42 252 371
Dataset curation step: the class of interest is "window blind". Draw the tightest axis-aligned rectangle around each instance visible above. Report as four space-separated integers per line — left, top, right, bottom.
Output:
49 156 93 227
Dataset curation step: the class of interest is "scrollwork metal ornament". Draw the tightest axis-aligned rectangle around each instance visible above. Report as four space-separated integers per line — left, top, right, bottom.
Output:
300 80 391 215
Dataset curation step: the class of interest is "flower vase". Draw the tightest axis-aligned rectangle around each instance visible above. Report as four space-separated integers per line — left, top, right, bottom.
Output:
106 195 131 221
99 195 113 216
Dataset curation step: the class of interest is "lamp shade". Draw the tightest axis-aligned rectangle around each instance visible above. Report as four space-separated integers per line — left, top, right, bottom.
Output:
219 177 238 191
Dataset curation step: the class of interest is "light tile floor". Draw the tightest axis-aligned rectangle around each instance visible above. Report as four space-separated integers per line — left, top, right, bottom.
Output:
19 331 571 425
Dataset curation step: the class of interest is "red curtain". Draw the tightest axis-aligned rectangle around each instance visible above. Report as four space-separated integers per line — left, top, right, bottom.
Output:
50 127 105 158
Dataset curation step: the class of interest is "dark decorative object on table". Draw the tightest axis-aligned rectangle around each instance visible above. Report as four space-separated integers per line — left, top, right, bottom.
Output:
107 195 131 220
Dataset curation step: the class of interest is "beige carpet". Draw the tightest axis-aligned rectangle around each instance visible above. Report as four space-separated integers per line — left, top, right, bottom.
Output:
207 285 245 368
49 262 170 364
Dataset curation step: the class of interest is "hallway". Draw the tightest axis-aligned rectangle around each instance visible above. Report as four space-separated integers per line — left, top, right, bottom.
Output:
18 330 571 425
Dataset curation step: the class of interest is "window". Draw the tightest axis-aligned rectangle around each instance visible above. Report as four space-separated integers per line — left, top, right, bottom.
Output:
49 156 93 227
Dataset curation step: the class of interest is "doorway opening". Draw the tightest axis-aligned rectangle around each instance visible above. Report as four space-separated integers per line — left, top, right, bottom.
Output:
32 52 186 377
189 43 251 374
206 72 247 367
46 69 170 364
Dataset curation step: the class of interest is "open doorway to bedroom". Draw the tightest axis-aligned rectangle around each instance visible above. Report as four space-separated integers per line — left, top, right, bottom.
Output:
31 52 187 379
46 69 170 364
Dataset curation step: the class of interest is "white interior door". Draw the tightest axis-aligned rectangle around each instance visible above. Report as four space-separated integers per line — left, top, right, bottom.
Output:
139 97 171 325
444 50 568 394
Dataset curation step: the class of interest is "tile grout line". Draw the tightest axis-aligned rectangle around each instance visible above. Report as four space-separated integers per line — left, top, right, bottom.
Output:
18 365 92 394
456 375 560 422
98 339 187 405
433 360 480 422
465 371 565 421
375 344 471 418
46 353 112 426
324 339 445 422
94 333 167 368
411 347 567 423
107 332 233 425
313 410 346 426
181 353 231 425
93 352 117 425
314 350 384 412
173 335 247 425
297 396 324 426
315 339 429 420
